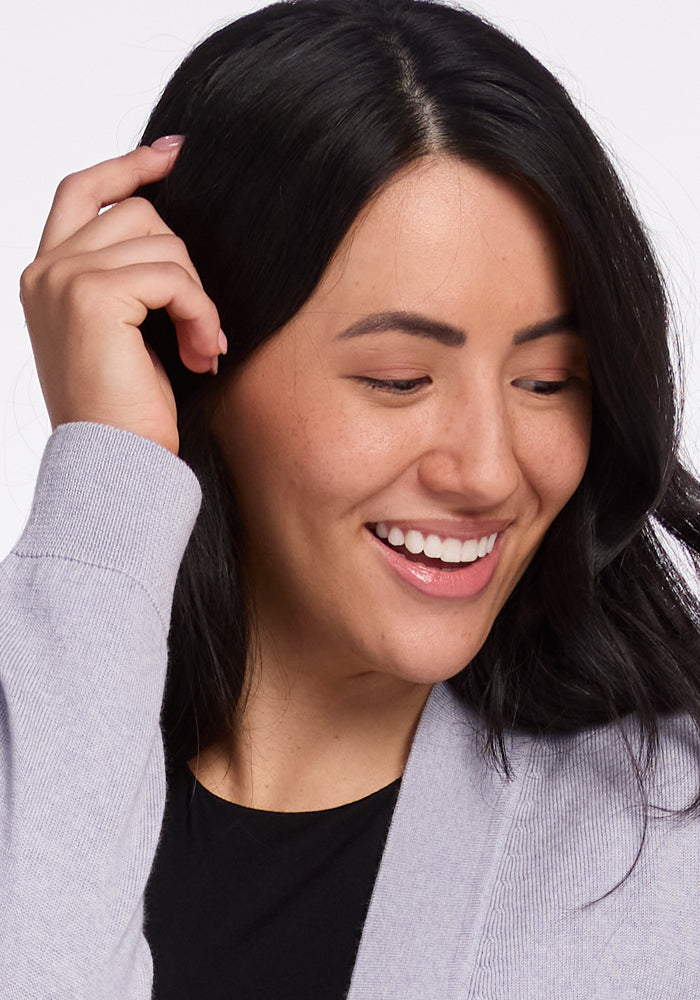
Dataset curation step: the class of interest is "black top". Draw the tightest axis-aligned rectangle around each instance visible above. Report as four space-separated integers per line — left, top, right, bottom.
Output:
145 763 401 999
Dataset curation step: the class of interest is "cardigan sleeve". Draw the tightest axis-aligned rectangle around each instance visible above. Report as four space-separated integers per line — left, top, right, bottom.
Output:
0 422 201 999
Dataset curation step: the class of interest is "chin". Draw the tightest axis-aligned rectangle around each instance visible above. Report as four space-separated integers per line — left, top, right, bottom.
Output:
357 628 490 688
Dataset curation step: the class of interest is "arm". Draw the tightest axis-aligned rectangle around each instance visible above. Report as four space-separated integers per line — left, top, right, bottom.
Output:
0 142 221 996
0 422 201 998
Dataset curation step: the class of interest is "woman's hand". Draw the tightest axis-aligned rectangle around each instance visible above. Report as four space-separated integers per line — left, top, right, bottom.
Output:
19 137 224 455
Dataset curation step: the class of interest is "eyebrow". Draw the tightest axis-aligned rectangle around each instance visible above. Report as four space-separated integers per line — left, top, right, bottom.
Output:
337 309 578 347
337 311 465 347
512 310 578 344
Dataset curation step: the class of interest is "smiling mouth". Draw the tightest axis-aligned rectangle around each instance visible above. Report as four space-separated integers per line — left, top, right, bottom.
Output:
369 523 498 571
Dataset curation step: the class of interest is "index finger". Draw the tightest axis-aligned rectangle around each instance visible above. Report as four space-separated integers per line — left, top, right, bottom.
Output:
37 137 185 256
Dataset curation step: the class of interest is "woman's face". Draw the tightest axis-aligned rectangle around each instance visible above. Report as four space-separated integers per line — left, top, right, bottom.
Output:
212 157 590 686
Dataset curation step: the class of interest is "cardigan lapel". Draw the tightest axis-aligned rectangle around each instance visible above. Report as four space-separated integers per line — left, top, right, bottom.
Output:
346 682 532 1000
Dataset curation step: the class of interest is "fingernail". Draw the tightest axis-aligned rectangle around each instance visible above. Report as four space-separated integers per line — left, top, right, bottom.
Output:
209 356 219 376
151 134 186 151
218 328 228 355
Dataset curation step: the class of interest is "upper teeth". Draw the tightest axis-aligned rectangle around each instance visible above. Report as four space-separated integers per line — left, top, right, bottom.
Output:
375 523 497 563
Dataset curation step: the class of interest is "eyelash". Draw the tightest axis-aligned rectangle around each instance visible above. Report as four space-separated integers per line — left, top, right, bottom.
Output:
513 378 575 396
359 377 430 395
358 376 576 396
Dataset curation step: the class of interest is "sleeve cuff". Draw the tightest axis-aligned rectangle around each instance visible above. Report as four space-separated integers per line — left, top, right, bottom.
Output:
12 422 203 626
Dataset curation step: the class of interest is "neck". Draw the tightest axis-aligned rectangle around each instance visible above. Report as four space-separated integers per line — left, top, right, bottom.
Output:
190 643 432 812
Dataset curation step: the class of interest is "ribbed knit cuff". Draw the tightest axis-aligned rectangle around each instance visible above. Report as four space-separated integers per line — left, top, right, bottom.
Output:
13 422 202 627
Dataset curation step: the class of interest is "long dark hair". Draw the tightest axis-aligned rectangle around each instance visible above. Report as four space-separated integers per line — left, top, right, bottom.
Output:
138 0 700 796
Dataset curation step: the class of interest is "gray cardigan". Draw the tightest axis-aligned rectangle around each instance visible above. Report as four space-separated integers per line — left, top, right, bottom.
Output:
1 423 698 998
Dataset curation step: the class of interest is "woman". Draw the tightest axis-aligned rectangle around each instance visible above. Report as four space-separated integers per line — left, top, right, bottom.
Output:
2 0 699 996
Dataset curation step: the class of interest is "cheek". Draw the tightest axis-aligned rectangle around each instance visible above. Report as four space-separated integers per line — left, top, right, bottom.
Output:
515 402 591 514
286 409 420 514
217 374 409 523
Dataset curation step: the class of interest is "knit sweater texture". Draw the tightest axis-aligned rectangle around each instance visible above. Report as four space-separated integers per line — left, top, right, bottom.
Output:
1 422 698 998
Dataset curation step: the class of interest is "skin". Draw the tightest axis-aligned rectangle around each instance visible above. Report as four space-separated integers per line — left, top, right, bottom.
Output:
23 147 590 812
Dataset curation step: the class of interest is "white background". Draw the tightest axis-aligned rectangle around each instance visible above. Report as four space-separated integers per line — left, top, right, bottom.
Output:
1 0 698 558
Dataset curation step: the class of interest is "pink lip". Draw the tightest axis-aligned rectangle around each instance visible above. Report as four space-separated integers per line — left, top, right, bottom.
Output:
367 528 503 599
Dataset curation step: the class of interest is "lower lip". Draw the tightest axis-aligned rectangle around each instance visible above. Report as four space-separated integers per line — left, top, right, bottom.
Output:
367 530 502 599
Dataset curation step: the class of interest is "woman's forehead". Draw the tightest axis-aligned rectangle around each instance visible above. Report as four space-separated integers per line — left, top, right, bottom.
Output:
307 155 568 323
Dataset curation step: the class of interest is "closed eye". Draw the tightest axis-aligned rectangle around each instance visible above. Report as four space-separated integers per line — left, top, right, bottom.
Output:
513 377 576 396
356 376 431 395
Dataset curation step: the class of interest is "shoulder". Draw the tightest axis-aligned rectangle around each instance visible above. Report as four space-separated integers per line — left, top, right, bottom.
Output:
427 681 700 813
530 709 700 815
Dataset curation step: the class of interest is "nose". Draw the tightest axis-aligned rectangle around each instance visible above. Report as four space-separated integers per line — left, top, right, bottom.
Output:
416 387 520 509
